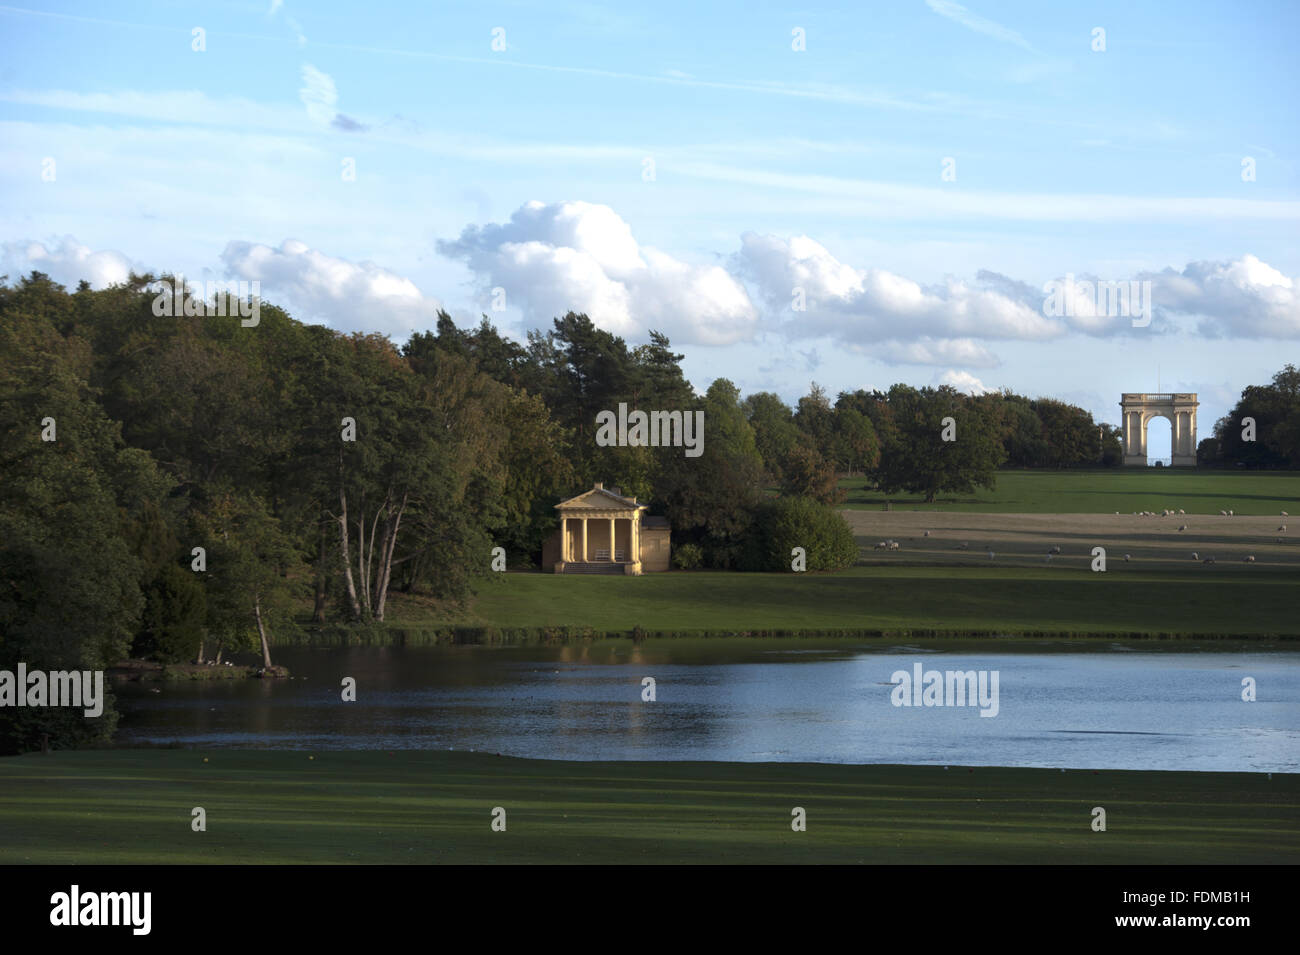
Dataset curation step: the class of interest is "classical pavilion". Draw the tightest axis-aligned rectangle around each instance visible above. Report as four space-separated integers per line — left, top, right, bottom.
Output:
543 483 671 574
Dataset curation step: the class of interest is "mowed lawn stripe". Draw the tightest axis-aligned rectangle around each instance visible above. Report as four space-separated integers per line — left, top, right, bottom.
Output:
2 751 1294 864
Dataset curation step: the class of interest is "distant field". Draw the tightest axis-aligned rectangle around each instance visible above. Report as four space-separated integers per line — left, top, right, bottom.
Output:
841 469 1300 514
3 750 1293 864
378 564 1298 638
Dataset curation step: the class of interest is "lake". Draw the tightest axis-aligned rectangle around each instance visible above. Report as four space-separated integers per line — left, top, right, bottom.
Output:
113 640 1300 773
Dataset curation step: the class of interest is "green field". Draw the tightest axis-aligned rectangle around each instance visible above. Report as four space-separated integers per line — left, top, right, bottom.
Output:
841 469 1300 513
380 566 1298 638
2 750 1293 864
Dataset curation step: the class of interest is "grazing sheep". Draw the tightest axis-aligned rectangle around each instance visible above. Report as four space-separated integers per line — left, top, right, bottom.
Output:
1244 555 1256 563
1220 510 1227 516
1191 552 1199 560
1123 554 1131 562
923 530 931 537
1179 509 1185 515
1228 509 1234 516
1178 524 1188 531
1049 545 1062 554
1279 525 1287 532
1282 511 1290 517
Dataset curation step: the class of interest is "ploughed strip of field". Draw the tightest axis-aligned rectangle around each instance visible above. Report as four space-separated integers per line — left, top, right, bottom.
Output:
842 511 1297 572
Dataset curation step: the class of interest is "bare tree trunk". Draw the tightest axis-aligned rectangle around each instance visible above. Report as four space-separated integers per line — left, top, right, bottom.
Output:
253 596 272 669
338 477 363 620
195 631 206 665
374 493 407 622
364 501 383 612
214 645 223 665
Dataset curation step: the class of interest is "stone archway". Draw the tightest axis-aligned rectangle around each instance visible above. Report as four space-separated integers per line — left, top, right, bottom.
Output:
1119 393 1199 467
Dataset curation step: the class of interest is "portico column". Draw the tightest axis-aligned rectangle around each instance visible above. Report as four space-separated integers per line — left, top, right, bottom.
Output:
562 517 569 560
581 518 588 562
609 517 615 561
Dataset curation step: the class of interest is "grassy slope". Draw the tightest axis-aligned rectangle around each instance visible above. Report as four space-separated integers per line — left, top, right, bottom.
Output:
2 750 1293 864
840 469 1300 513
381 566 1298 637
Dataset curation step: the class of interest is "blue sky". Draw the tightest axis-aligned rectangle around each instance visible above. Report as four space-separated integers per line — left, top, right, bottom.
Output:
2 0 1297 451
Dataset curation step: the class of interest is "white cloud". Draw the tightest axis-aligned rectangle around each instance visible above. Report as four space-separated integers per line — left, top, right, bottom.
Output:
925 0 1035 52
1 237 137 289
438 200 759 345
1143 255 1300 338
736 232 1061 344
299 64 336 125
938 369 993 394
874 338 1001 368
221 239 441 336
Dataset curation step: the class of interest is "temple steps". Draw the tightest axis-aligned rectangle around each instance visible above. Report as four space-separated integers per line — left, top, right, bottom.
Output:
563 562 627 575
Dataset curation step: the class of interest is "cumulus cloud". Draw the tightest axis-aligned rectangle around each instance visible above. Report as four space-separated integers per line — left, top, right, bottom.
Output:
937 369 993 394
220 239 441 335
1143 255 1299 339
735 232 1061 344
437 200 759 345
1 237 137 289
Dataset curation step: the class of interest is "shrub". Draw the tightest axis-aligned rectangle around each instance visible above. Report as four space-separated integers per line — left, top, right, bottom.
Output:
672 542 704 570
750 496 858 572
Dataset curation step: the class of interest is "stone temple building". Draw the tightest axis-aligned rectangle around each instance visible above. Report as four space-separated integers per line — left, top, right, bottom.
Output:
542 483 671 574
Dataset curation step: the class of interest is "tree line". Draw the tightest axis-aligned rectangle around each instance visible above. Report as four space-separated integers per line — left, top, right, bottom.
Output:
2 271 1287 750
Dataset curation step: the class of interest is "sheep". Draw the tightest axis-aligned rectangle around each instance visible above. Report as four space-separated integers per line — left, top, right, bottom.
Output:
1282 511 1290 517
1244 555 1256 563
1220 510 1227 516
1191 552 1199 560
1049 545 1062 555
1179 509 1185 515
1203 556 1216 564
1178 524 1188 531
923 530 931 537
1123 554 1131 562
1278 525 1287 533
986 549 995 560
875 541 887 550
1228 509 1234 516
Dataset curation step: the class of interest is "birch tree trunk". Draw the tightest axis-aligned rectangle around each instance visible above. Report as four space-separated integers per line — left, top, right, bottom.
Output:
254 596 273 669
373 492 407 622
337 476 363 620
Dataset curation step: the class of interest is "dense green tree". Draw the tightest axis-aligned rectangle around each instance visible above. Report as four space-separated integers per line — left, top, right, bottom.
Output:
874 385 1006 503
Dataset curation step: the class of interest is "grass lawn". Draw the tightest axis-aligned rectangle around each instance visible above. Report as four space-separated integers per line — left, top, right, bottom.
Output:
840 469 1300 513
382 565 1299 638
2 750 1293 864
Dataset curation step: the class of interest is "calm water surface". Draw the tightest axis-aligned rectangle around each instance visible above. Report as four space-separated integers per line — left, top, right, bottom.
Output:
114 641 1300 773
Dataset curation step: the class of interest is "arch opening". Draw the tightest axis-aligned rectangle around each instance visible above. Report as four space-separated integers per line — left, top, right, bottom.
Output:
1146 415 1172 467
